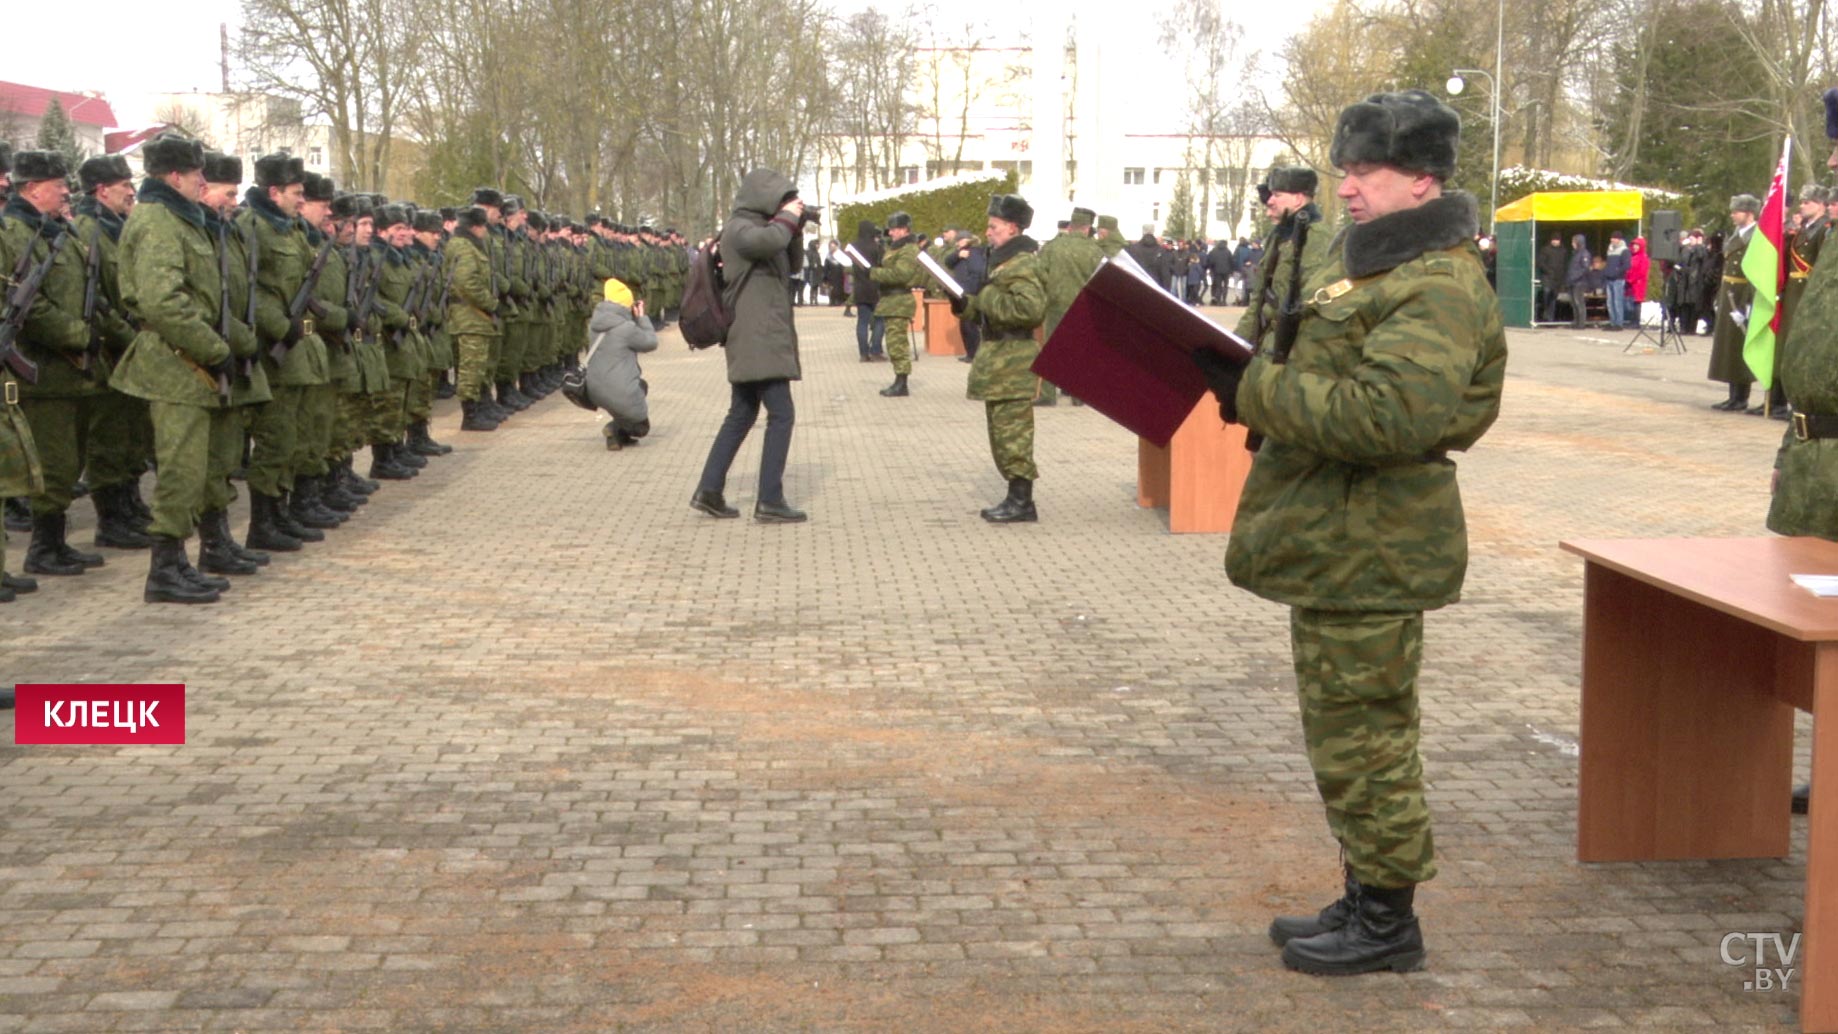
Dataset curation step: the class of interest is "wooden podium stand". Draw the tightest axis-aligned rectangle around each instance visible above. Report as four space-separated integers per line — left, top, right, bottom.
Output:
923 299 965 356
909 289 926 337
1136 392 1252 533
1560 536 1838 1033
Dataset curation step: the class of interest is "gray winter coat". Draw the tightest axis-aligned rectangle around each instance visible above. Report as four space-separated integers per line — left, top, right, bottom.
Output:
584 300 657 424
718 168 803 383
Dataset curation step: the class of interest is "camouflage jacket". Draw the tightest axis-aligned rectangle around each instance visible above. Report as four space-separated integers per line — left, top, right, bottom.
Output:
1097 233 1126 259
964 237 1047 402
111 180 233 408
203 206 272 407
69 197 137 360
1768 217 1838 539
0 196 116 398
1234 204 1333 350
1036 230 1105 338
236 189 329 387
444 233 499 338
372 242 429 379
869 237 923 318
1226 192 1508 612
1778 216 1825 351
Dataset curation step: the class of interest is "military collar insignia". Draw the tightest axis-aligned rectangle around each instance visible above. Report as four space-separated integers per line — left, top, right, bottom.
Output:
1342 191 1478 279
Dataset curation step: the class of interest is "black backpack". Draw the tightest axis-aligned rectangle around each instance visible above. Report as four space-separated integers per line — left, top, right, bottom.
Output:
679 238 755 349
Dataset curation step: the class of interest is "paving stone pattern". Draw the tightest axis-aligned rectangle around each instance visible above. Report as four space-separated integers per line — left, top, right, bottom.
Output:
0 311 1815 1032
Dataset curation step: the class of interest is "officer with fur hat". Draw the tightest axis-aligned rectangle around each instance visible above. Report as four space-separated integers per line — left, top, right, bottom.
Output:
952 193 1047 521
1238 166 1332 354
0 150 119 576
1709 193 1761 411
408 209 457 443
71 153 155 550
286 170 358 528
1034 206 1104 405
1770 183 1831 419
363 202 433 480
445 206 502 430
494 194 538 413
1192 88 1507 977
0 137 44 604
868 210 925 396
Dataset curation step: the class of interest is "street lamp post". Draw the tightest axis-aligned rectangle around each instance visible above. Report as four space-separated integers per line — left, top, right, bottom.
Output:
1447 68 1501 234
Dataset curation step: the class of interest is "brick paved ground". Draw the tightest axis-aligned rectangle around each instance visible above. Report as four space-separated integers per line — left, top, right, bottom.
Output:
0 308 1816 1032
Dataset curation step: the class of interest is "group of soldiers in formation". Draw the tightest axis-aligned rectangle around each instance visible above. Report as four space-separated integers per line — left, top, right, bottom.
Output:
0 134 692 605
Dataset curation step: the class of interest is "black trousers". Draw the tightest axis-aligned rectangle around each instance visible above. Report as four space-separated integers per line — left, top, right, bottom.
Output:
697 378 795 504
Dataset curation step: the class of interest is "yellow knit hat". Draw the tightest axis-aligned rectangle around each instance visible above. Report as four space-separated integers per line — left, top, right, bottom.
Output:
603 279 635 307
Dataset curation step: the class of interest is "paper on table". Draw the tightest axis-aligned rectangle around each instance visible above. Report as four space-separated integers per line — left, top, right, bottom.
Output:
844 243 872 269
915 249 965 298
1790 574 1838 597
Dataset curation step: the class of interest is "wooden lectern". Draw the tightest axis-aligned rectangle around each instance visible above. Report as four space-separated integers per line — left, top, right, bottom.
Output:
1136 391 1253 533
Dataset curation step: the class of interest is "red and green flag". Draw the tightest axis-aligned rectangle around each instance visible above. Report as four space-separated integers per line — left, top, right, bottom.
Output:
1742 137 1792 389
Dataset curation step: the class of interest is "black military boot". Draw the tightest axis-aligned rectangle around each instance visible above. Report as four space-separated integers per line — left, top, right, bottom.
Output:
1280 883 1425 976
340 456 379 496
175 537 232 591
26 513 90 575
478 391 511 423
92 484 154 549
393 438 429 469
1269 867 1359 946
980 478 1037 523
461 399 498 432
205 508 268 567
124 476 154 527
504 380 533 410
2 570 38 594
56 512 107 569
197 509 259 576
245 493 303 553
408 421 452 455
321 472 365 512
435 372 456 400
0 581 12 603
271 490 325 543
369 442 417 481
879 374 910 397
144 536 220 604
290 476 344 529
4 496 31 532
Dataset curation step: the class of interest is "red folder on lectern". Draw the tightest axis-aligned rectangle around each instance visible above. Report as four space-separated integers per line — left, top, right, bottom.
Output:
1031 258 1255 447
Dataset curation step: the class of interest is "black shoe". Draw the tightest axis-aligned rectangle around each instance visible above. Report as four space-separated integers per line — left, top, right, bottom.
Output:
1281 883 1425 976
957 356 972 363
1745 404 1767 416
271 491 325 543
394 441 429 469
3 497 30 532
879 375 909 397
1270 869 1359 946
980 478 1038 523
690 489 740 519
321 478 365 513
124 478 154 524
1793 783 1810 815
860 355 874 363
0 687 12 706
178 550 231 591
338 458 379 496
0 583 12 603
245 493 303 552
201 509 268 568
144 536 220 604
369 443 417 481
290 477 344 529
435 378 456 400
754 500 808 524
92 484 154 549
25 512 90 575
408 421 452 455
461 399 499 432
498 382 532 411
2 570 38 594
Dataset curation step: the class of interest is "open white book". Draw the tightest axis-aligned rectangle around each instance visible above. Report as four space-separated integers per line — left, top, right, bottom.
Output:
915 250 965 299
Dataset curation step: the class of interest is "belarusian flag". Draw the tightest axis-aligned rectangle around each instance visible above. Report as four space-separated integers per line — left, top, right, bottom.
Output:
1742 137 1791 389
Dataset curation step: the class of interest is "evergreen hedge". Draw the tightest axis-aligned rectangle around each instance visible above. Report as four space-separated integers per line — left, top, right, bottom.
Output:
833 171 1021 241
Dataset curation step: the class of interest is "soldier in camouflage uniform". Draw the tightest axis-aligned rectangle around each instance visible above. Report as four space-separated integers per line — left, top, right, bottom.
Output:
364 204 432 480
1709 194 1759 411
197 150 277 574
0 140 43 606
1195 91 1507 976
1237 168 1333 353
288 173 353 528
952 194 1047 523
1094 214 1126 259
0 150 122 576
1765 184 1827 418
447 207 502 432
112 134 234 603
1034 206 1105 406
72 154 155 550
869 211 924 396
408 210 454 457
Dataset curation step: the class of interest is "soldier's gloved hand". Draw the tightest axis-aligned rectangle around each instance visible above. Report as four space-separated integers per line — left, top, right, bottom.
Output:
1191 348 1245 424
284 318 305 345
948 293 968 316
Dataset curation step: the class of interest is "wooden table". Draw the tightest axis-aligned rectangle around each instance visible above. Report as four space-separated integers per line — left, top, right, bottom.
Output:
1136 392 1252 533
1560 536 1838 1032
922 299 965 356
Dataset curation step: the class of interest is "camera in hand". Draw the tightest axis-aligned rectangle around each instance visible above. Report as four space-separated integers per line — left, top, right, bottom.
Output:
798 204 822 226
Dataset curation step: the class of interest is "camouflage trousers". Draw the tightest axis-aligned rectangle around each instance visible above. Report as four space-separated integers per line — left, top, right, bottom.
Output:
367 380 410 445
884 320 914 376
1289 607 1436 889
1 392 44 576
455 334 495 402
247 387 301 498
407 372 434 424
984 399 1037 481
19 395 93 516
292 384 336 479
203 406 251 514
496 323 530 383
146 399 211 540
85 388 152 491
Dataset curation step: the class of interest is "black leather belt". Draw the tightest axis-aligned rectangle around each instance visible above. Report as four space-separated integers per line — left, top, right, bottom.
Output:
1793 412 1838 441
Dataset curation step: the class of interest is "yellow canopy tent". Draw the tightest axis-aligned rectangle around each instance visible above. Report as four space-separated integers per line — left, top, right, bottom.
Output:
1494 191 1645 326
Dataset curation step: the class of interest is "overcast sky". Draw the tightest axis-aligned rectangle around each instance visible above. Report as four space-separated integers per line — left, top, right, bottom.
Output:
10 0 1308 132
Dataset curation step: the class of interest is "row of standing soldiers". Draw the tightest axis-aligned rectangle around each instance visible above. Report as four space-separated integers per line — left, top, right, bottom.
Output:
0 133 687 604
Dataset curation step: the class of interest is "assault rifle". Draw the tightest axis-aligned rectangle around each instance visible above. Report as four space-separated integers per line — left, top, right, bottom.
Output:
270 239 335 364
347 248 386 347
212 222 235 398
78 221 108 377
392 260 431 347
0 229 68 385
1245 209 1311 454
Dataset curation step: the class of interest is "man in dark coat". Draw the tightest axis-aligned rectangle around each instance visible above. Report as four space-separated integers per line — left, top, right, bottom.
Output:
690 168 808 524
1206 238 1234 304
1125 231 1168 288
1709 196 1759 410
1536 233 1567 322
849 219 884 361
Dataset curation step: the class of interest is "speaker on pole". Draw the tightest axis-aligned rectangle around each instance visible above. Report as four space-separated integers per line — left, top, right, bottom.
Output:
1650 210 1683 262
